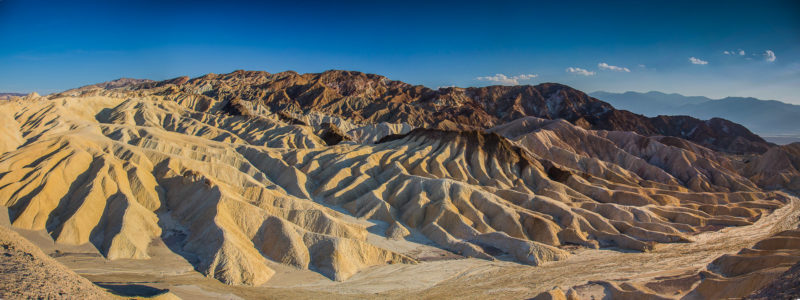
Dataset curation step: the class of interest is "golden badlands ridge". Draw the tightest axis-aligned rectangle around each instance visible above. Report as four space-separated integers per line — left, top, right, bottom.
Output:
0 71 799 299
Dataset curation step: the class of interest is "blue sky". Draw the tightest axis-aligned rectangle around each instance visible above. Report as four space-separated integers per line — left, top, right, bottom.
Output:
1 0 799 103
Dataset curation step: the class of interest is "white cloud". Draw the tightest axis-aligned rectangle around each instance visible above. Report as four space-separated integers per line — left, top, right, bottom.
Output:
689 57 708 65
764 50 776 62
565 67 595 76
598 62 630 72
638 64 646 68
476 73 538 85
723 49 746 56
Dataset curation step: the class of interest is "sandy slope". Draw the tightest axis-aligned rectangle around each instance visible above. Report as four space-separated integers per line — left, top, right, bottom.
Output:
0 224 110 299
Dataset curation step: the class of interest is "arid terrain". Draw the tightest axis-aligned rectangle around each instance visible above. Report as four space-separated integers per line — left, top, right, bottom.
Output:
1 70 799 299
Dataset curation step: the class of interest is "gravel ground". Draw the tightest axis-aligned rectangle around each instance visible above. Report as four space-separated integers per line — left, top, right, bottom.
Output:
0 225 110 299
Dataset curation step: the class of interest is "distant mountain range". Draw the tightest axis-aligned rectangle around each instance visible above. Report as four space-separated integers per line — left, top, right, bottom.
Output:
0 93 27 100
55 70 771 154
590 91 800 143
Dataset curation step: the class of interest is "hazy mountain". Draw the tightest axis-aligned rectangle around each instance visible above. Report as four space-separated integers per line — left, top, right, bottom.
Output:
0 93 27 100
590 91 800 142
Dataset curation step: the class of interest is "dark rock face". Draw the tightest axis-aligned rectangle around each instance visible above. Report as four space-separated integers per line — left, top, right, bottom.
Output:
378 128 539 170
275 112 307 126
546 164 573 183
95 69 771 154
318 122 350 146
221 97 250 116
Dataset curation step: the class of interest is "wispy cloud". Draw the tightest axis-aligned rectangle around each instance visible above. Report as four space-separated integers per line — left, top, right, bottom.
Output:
598 62 630 72
476 73 538 85
723 49 746 56
689 57 708 65
764 50 776 62
565 67 595 76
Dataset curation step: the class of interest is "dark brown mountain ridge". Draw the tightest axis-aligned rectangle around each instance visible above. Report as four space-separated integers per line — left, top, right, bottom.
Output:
60 69 772 154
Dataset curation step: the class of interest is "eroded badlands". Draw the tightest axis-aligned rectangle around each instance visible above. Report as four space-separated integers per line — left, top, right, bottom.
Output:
1 71 798 299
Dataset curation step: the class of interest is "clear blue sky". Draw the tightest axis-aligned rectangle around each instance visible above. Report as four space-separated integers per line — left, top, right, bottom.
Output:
1 0 799 103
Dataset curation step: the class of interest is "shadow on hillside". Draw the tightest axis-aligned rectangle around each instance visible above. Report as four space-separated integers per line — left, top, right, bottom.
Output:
96 282 169 297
